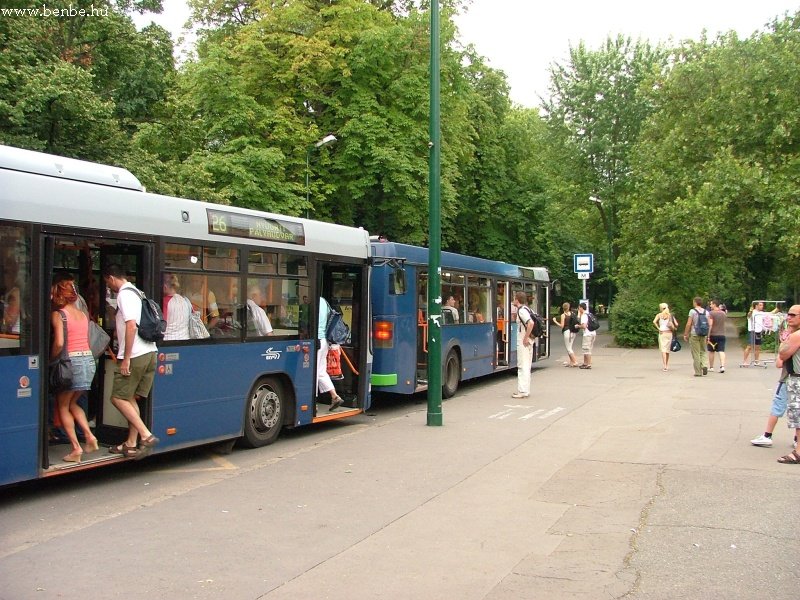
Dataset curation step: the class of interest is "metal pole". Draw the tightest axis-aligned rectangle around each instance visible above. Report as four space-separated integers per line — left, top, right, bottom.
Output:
426 0 443 426
305 149 311 218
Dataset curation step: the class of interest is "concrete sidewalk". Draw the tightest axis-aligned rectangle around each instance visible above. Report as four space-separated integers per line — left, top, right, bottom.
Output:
2 319 798 599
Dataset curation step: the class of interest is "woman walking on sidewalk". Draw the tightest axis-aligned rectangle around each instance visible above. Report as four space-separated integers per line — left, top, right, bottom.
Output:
653 303 678 371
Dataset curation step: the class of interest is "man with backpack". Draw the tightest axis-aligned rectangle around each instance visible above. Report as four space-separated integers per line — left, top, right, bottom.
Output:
511 291 536 398
683 296 712 377
102 264 160 459
575 302 598 370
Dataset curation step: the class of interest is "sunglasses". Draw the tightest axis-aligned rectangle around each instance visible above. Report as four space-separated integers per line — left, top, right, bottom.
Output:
789 313 798 317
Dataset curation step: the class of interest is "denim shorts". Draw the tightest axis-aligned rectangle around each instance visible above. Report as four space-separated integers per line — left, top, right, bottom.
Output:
68 353 97 391
770 381 788 417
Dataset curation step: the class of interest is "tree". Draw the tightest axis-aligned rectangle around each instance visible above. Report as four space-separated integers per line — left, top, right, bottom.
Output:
543 36 670 311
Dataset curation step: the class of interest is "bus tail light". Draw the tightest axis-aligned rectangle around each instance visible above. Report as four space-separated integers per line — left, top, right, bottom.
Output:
374 320 394 348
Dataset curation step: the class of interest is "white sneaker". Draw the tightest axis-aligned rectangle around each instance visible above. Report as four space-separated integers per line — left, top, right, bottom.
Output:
719 366 725 373
511 392 529 399
708 367 715 372
750 434 773 447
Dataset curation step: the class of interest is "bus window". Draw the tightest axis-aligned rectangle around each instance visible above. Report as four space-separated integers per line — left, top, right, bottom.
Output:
248 251 278 275
204 246 239 272
0 225 29 350
246 276 309 338
164 243 202 270
207 275 241 338
467 276 492 323
391 267 406 295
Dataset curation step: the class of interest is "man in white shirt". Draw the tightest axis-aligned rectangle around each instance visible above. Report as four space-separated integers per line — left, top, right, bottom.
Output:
102 264 159 460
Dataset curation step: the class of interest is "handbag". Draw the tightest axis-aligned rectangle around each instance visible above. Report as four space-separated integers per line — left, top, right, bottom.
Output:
186 297 210 339
88 320 111 358
670 334 681 353
49 311 73 392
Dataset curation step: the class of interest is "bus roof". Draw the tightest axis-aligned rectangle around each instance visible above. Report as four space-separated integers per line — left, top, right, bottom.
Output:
371 241 549 282
0 145 370 259
0 144 144 191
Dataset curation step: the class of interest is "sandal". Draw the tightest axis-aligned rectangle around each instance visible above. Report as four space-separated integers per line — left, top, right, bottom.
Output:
134 435 159 461
777 450 800 464
109 443 138 458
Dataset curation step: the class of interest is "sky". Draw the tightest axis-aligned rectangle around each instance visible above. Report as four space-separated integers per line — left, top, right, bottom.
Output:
135 0 800 107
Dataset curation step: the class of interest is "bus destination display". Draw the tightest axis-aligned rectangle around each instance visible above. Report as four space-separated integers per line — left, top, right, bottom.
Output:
207 209 305 245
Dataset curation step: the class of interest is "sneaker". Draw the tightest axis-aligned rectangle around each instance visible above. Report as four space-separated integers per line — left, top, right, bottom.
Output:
702 367 708 375
750 434 773 447
708 367 715 372
511 392 529 398
719 366 725 373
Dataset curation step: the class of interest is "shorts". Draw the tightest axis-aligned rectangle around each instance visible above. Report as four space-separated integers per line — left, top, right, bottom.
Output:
707 335 726 352
751 331 763 346
770 381 787 417
581 333 596 354
111 352 156 401
787 377 800 429
68 353 97 391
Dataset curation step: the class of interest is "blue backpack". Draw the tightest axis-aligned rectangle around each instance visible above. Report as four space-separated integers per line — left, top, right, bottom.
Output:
325 301 351 345
694 309 709 336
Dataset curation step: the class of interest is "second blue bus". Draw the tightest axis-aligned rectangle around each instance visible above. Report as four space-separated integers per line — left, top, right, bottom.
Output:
370 241 550 397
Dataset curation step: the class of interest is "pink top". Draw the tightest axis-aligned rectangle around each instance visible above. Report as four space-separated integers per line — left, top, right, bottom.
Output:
65 310 90 353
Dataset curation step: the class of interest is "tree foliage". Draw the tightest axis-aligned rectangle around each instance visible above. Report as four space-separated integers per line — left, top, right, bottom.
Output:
2 0 797 348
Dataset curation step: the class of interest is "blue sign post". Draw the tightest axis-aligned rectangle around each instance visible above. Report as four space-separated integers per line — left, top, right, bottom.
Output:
573 254 594 307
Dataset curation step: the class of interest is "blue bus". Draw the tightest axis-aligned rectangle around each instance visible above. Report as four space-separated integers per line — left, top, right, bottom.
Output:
370 241 550 397
0 146 372 486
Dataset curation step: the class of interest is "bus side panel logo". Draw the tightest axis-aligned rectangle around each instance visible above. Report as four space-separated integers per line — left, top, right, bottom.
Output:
261 348 281 361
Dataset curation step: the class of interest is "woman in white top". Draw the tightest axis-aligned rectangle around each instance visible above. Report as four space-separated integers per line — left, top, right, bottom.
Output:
652 302 678 371
162 273 191 341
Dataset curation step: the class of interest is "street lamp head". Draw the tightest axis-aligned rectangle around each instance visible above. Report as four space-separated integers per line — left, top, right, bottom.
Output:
316 134 337 148
589 196 602 204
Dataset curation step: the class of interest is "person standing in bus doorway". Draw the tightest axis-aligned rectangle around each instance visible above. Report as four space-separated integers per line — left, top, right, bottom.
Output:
512 291 535 398
50 274 100 462
102 264 160 459
318 297 344 411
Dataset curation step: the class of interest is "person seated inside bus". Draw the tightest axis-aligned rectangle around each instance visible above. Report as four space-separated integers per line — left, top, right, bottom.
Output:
470 305 485 323
442 295 459 324
246 283 273 337
1 286 21 335
162 273 191 341
183 274 220 330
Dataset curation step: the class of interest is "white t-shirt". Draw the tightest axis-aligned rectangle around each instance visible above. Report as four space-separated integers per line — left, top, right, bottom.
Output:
247 299 273 336
115 282 159 359
580 312 596 337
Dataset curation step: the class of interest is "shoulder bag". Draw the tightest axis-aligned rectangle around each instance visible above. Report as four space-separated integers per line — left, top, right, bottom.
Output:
49 310 73 392
670 332 682 353
88 319 111 358
186 296 210 339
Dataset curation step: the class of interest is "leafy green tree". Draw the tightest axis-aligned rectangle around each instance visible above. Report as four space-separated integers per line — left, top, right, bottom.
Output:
618 12 800 333
543 36 670 311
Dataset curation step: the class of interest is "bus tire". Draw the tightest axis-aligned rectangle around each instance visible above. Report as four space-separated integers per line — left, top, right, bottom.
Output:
442 349 461 398
242 377 285 448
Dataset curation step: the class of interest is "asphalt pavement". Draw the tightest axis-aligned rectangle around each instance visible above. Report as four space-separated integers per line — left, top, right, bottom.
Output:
1 317 798 599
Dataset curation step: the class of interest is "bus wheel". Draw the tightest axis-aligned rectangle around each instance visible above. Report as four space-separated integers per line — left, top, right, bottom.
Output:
442 350 461 398
242 378 285 448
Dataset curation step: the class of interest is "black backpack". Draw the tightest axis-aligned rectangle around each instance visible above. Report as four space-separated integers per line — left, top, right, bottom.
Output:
586 312 600 332
122 287 166 343
520 306 546 338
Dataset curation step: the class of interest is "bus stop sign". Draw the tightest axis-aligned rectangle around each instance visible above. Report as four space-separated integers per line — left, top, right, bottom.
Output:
574 253 593 274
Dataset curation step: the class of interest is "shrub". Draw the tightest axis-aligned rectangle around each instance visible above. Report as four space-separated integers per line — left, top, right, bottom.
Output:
610 287 673 348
